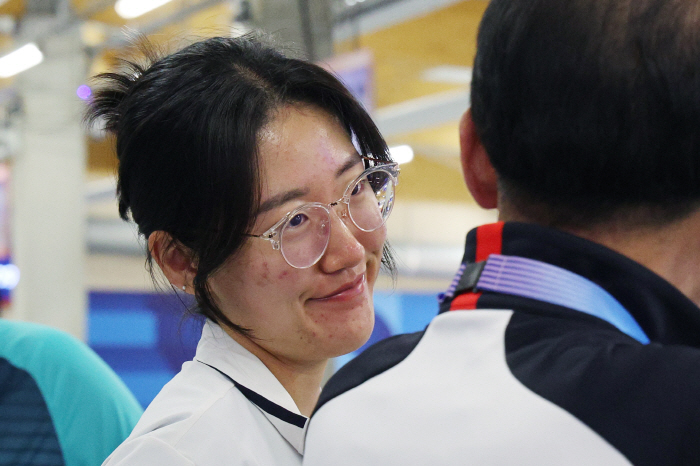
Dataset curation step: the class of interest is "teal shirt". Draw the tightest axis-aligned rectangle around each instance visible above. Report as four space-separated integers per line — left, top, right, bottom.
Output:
0 320 143 466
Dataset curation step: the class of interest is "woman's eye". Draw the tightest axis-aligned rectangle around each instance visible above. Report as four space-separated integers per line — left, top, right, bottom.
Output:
288 213 309 228
351 179 366 196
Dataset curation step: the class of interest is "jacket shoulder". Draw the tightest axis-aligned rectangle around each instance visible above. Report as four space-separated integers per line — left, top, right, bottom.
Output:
313 331 425 415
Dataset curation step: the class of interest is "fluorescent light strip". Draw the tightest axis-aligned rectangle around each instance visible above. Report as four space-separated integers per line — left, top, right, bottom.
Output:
0 43 43 78
115 0 173 19
422 66 473 85
389 145 414 164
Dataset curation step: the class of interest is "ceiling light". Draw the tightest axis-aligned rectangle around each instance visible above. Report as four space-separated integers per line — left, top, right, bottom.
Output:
115 0 173 19
422 66 473 85
389 145 414 165
0 43 43 78
0 263 19 290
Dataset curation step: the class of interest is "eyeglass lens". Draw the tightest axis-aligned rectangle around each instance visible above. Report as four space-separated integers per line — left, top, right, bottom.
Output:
279 169 396 268
348 170 395 231
279 205 330 269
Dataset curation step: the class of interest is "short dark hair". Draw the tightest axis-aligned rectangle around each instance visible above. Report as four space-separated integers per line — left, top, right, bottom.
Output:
471 0 700 227
85 34 393 334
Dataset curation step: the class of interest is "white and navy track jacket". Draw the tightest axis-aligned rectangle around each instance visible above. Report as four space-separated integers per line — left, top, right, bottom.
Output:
104 320 307 465
304 222 700 466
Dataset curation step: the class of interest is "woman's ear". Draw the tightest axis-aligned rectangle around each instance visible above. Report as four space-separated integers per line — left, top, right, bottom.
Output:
148 231 197 293
459 109 499 209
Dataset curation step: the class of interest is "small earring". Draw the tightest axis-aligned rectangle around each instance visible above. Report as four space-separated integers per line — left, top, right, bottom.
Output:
182 285 186 291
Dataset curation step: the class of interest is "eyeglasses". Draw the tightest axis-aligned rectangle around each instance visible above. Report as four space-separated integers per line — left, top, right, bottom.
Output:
246 160 399 269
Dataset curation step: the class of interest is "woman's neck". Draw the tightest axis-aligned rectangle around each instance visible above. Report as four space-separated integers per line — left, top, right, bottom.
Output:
223 327 327 417
265 358 327 416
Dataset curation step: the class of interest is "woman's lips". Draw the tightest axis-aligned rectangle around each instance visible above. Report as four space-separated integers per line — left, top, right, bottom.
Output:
312 274 366 302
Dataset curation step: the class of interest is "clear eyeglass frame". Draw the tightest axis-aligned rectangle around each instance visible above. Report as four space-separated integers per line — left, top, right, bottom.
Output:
247 157 399 269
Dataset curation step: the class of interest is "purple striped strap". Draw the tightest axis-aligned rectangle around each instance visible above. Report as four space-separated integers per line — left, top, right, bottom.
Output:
476 254 649 344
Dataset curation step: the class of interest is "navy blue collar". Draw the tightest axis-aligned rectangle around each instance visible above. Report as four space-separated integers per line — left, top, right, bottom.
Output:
449 222 700 346
442 253 649 343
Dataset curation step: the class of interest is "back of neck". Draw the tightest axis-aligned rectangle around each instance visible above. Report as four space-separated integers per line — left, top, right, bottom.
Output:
499 209 700 309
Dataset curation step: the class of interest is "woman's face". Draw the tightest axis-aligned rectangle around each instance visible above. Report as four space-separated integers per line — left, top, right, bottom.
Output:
208 104 386 367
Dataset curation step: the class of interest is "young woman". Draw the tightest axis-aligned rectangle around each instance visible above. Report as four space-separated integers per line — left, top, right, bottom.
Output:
87 35 398 465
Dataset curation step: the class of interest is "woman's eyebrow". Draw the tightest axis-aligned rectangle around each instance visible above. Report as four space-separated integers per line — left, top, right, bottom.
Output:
336 155 363 178
258 155 361 215
257 188 310 214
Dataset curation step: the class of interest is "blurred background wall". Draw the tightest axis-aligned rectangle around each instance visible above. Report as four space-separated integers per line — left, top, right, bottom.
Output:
0 0 496 406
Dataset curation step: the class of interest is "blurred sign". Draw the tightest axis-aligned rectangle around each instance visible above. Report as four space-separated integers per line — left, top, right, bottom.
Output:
321 49 375 113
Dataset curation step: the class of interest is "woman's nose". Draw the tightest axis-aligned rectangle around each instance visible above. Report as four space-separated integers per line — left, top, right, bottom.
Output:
317 208 365 273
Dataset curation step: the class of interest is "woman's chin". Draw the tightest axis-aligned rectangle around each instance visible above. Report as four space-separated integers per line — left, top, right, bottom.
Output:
321 312 375 359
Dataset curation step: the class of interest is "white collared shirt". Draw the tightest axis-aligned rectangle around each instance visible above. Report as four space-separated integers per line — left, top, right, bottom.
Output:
103 320 308 465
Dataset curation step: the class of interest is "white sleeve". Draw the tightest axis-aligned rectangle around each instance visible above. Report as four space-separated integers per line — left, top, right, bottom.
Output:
102 436 195 466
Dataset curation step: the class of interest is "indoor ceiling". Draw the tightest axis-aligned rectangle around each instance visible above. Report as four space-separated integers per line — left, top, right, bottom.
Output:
0 0 488 205
334 0 488 204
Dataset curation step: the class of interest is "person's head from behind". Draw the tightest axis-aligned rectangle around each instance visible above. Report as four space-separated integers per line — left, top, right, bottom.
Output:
464 0 700 230
86 35 396 365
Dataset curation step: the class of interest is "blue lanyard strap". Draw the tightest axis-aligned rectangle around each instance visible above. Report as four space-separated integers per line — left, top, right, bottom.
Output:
448 254 650 344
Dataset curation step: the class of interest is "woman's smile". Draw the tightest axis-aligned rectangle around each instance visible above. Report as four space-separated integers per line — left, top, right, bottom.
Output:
310 273 366 302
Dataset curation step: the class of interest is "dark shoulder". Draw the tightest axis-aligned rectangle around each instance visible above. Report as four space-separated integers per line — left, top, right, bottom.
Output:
313 331 425 415
504 310 700 466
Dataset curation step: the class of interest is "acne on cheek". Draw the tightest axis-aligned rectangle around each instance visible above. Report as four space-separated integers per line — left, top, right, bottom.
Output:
256 262 271 287
277 270 289 279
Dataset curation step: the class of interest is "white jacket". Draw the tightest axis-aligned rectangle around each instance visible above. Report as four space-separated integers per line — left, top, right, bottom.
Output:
103 320 307 465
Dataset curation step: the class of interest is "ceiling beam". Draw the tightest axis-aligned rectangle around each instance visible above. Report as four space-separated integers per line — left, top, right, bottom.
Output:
374 88 469 138
334 0 464 40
